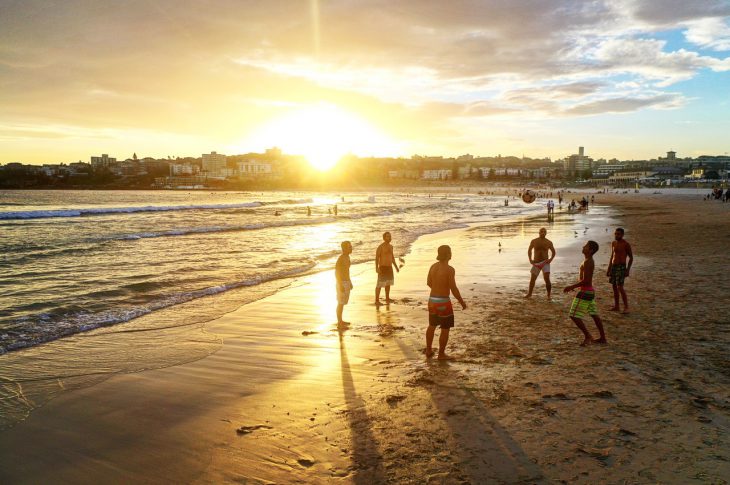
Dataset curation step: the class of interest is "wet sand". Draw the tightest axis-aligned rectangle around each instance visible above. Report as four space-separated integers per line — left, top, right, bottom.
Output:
1 192 729 483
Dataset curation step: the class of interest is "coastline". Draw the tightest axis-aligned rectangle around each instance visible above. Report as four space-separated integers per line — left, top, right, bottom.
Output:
1 193 729 483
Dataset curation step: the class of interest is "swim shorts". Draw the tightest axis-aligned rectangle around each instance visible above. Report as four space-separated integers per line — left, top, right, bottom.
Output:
377 266 394 288
609 264 626 286
530 260 551 276
337 281 352 305
569 288 598 319
428 296 454 328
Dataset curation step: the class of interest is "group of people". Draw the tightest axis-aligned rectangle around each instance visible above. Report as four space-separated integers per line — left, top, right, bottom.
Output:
334 226 634 359
707 187 729 202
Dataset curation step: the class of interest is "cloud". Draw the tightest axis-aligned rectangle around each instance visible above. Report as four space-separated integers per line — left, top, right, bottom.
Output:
1 0 729 161
684 17 730 51
563 93 684 115
589 37 730 85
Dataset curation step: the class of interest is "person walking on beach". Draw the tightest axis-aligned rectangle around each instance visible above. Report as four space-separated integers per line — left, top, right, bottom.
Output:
426 245 466 360
525 227 556 299
564 240 606 346
335 241 353 326
607 227 633 314
375 232 399 305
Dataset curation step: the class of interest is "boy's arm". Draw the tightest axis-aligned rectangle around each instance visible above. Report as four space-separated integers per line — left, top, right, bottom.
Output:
548 242 556 263
391 247 399 272
527 241 534 263
335 257 343 282
426 266 433 288
449 268 467 309
606 243 615 276
375 245 381 272
626 242 633 275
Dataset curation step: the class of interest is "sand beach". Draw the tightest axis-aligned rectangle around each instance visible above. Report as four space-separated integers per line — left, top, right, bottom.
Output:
1 191 729 484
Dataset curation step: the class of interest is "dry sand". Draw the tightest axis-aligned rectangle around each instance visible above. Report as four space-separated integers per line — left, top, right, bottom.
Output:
1 192 729 484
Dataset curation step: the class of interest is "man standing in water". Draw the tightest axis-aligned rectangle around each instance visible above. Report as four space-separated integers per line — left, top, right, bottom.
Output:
607 227 633 313
525 227 556 299
426 245 466 360
375 232 400 305
335 241 353 326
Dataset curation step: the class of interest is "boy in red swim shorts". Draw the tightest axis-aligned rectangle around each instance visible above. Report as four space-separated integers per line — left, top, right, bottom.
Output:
426 245 466 360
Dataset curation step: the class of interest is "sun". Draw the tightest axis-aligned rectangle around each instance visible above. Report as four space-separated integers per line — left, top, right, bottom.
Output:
247 103 400 171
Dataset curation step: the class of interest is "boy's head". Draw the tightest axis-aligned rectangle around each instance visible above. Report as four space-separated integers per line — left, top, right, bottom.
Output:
383 231 391 242
341 240 352 254
436 245 451 262
583 240 599 256
614 227 624 240
539 227 547 238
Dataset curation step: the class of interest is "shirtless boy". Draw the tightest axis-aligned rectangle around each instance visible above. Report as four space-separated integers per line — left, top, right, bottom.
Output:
525 228 556 299
607 227 633 313
335 241 353 326
564 240 607 346
426 245 466 360
375 232 400 305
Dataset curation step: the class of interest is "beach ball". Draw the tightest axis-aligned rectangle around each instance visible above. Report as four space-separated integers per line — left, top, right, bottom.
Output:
522 190 537 204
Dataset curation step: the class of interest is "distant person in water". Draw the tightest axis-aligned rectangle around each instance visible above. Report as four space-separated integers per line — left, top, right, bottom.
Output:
307 206 311 216
426 245 466 360
335 241 353 326
607 227 633 314
375 232 400 306
564 240 606 346
333 204 338 216
525 227 556 299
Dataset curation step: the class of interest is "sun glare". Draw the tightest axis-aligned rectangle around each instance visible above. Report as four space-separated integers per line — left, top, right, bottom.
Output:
247 104 400 171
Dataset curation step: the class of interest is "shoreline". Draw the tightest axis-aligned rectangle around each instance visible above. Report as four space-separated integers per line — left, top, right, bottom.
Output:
1 193 729 483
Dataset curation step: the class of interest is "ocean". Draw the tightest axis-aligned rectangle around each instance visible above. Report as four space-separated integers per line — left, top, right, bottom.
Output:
0 189 545 354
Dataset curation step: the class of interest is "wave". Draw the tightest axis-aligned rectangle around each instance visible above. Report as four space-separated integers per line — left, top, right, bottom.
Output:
0 261 318 354
100 209 399 241
0 198 314 220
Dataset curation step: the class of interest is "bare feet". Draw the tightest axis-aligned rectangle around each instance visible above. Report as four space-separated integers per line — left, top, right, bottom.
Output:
593 337 608 344
621 308 630 314
608 306 620 311
425 348 434 359
524 293 532 299
386 299 395 304
437 353 455 361
580 337 593 346
337 321 351 327
374 300 382 306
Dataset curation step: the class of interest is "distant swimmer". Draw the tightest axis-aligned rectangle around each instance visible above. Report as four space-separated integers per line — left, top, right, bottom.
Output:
274 210 281 216
607 227 633 314
307 206 311 216
564 240 606 346
375 232 400 305
426 245 466 360
335 241 353 326
334 204 338 216
525 228 556 300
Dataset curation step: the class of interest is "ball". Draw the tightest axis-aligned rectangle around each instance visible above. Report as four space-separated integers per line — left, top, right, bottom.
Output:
522 190 537 204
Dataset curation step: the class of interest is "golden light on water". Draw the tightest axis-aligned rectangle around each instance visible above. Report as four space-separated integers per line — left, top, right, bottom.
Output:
246 103 401 171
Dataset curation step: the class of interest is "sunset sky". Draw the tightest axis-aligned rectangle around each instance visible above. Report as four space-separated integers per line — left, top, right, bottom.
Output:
2 0 729 165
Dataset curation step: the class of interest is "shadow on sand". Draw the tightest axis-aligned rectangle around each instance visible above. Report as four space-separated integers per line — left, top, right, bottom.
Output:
338 327 386 483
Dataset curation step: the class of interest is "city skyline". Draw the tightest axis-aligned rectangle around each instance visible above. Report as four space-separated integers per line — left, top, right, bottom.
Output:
2 1 730 165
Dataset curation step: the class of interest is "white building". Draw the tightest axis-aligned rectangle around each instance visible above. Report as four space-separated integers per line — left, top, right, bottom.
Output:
90 154 116 168
202 151 227 175
237 160 273 177
170 163 197 176
421 169 452 180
